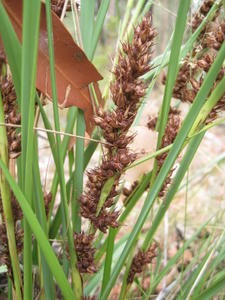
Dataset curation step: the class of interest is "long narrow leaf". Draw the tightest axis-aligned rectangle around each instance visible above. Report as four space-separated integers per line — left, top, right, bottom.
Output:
21 2 41 297
0 159 75 299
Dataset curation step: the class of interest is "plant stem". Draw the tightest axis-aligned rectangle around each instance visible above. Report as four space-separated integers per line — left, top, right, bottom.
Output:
21 1 42 297
0 93 22 299
72 109 85 232
45 1 82 298
189 76 225 137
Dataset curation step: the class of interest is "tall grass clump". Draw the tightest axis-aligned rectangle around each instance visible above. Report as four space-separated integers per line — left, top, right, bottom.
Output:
0 0 225 299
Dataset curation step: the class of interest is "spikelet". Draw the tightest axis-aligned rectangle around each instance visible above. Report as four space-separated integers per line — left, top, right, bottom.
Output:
147 108 181 197
44 192 52 217
80 15 156 233
1 78 21 158
127 243 157 284
192 0 215 32
74 232 96 274
0 192 23 277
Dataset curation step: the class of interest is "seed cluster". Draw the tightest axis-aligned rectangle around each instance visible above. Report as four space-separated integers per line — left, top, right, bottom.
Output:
192 0 215 33
80 15 156 233
163 1 225 123
1 78 21 158
146 108 181 197
0 193 23 277
74 232 96 274
44 192 52 217
127 243 157 284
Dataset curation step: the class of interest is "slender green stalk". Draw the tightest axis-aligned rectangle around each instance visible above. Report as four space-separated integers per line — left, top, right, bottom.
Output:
96 176 116 216
95 172 152 263
189 76 225 136
100 228 116 296
118 246 136 300
20 2 41 298
90 0 110 59
45 1 82 298
127 0 152 37
150 0 191 186
72 109 85 232
32 139 55 300
120 0 135 39
36 96 57 164
180 169 189 295
0 93 22 299
80 0 95 58
126 145 172 171
46 106 77 227
7 278 12 300
83 129 100 167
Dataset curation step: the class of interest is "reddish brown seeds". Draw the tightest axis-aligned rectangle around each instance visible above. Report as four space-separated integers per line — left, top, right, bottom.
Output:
80 15 156 233
127 243 158 284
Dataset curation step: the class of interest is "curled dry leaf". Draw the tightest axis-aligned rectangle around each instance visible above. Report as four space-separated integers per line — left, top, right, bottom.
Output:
1 0 103 134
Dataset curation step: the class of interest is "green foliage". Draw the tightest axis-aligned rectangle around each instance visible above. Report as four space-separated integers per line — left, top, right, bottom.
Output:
0 1 224 299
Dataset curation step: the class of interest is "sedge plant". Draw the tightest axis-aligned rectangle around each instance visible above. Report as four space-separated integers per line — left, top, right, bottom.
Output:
0 1 225 299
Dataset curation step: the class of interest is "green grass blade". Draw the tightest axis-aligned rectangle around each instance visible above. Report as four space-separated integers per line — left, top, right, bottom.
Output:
127 0 153 38
36 96 57 163
151 0 191 185
80 0 95 59
90 0 110 60
100 228 116 296
83 129 101 169
96 176 116 216
195 274 225 300
94 171 152 263
32 139 55 300
21 2 41 297
84 234 129 296
0 159 75 300
189 76 225 136
45 1 82 297
48 107 77 227
120 0 135 39
72 109 85 232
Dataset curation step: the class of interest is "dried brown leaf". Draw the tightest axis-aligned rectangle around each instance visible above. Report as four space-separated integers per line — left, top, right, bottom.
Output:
1 0 103 134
